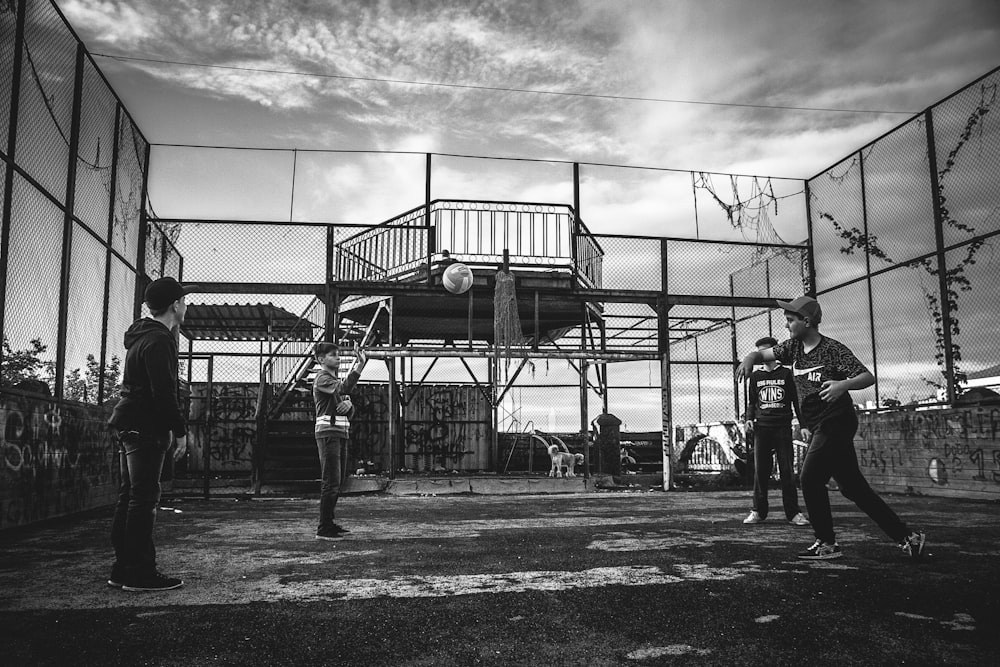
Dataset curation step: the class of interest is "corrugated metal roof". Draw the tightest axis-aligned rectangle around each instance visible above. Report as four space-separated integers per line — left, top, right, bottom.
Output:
181 303 317 341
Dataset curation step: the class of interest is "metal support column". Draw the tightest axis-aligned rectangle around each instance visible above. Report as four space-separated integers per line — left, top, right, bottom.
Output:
98 105 122 403
925 109 957 404
858 151 880 406
0 0 27 345
55 43 86 399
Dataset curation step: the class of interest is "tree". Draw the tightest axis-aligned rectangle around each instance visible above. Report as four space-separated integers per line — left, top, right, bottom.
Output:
62 353 122 404
1 336 52 388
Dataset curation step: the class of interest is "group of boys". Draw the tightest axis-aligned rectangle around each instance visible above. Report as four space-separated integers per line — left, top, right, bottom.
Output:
104 280 924 592
739 296 926 561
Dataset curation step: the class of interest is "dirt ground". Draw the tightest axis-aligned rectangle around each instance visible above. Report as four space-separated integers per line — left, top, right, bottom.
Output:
1 489 997 666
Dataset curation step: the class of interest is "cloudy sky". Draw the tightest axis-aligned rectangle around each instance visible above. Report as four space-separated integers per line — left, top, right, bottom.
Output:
63 0 998 167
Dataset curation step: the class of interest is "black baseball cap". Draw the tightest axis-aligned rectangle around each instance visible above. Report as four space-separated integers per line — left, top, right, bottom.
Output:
144 277 200 310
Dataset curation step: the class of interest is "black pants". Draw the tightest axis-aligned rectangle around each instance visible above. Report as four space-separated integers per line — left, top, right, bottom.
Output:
317 434 347 531
800 411 908 545
110 431 170 574
751 423 802 520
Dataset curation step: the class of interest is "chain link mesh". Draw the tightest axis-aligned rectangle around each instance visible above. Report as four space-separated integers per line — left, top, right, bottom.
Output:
166 221 329 283
112 116 144 261
946 243 1000 385
72 57 116 241
870 263 941 405
811 281 876 409
15 0 76 203
808 154 868 293
933 73 1000 247
104 255 135 401
863 116 937 267
1 1 149 401
810 68 1000 407
0 3 14 150
63 224 106 402
4 173 63 392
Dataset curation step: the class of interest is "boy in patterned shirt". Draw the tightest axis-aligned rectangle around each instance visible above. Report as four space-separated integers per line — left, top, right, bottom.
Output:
737 296 926 560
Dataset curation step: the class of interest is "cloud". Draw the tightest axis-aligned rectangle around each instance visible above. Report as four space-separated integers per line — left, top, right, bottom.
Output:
61 0 153 47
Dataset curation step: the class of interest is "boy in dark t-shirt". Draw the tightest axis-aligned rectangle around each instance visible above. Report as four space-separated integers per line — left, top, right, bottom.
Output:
737 296 926 561
743 336 808 527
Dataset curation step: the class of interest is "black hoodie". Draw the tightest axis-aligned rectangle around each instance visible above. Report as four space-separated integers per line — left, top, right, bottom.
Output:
108 318 187 436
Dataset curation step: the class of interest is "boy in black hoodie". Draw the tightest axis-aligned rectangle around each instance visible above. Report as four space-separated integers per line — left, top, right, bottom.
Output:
107 277 198 591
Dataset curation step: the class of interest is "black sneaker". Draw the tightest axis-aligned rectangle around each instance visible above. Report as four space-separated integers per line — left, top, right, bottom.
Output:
797 540 842 560
316 526 344 540
121 571 184 592
107 564 125 588
331 523 350 533
900 531 926 559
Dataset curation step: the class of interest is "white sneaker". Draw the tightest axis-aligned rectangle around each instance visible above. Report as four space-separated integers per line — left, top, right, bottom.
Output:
789 512 810 526
743 511 765 524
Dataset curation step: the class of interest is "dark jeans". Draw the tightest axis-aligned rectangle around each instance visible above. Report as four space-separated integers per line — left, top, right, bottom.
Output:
110 430 170 574
751 423 802 520
800 411 908 544
317 434 347 531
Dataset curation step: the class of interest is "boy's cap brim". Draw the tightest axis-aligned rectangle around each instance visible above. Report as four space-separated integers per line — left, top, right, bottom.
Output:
776 296 822 323
144 277 202 310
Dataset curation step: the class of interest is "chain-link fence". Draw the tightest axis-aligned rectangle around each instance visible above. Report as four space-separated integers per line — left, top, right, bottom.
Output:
0 0 162 404
808 66 1000 407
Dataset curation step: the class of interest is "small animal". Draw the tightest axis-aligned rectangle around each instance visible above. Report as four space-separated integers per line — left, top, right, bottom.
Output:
548 444 585 478
620 447 638 469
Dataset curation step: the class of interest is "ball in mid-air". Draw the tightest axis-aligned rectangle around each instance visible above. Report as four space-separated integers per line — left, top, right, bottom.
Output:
442 262 474 294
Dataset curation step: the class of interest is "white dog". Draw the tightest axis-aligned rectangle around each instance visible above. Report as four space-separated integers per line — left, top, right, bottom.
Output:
548 444 585 478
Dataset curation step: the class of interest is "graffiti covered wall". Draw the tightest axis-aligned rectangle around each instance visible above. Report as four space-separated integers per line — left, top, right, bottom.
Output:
351 384 490 473
0 390 118 530
187 383 256 473
857 404 1000 500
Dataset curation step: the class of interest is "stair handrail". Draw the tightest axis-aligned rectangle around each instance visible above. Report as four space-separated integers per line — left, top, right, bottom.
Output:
254 296 325 422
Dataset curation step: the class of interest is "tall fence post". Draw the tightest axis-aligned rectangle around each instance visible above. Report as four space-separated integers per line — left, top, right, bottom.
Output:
925 109 957 404
133 140 151 319
658 293 673 491
424 153 433 283
572 162 580 278
98 105 122 404
803 180 817 296
55 43 86 399
0 0 27 349
858 151 880 406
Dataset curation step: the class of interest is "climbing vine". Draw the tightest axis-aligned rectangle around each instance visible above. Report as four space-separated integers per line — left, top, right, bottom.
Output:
814 81 996 400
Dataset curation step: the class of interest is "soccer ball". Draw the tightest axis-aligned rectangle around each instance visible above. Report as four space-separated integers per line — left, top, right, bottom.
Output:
442 262 474 294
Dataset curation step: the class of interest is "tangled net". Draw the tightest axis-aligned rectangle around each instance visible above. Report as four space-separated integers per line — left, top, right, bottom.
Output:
493 268 523 372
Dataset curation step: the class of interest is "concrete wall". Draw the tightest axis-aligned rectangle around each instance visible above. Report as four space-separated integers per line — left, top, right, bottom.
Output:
1 390 118 530
857 403 1000 501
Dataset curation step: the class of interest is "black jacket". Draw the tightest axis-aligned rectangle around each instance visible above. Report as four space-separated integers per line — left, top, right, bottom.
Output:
108 318 187 436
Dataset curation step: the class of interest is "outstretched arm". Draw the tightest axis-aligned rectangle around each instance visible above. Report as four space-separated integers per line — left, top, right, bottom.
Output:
736 347 776 382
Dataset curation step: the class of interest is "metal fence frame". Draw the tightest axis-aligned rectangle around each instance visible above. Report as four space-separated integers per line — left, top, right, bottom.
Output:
0 0 176 403
807 65 1000 407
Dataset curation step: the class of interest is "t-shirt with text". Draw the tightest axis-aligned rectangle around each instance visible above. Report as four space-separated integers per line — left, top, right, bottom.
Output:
770 336 869 430
746 365 799 427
